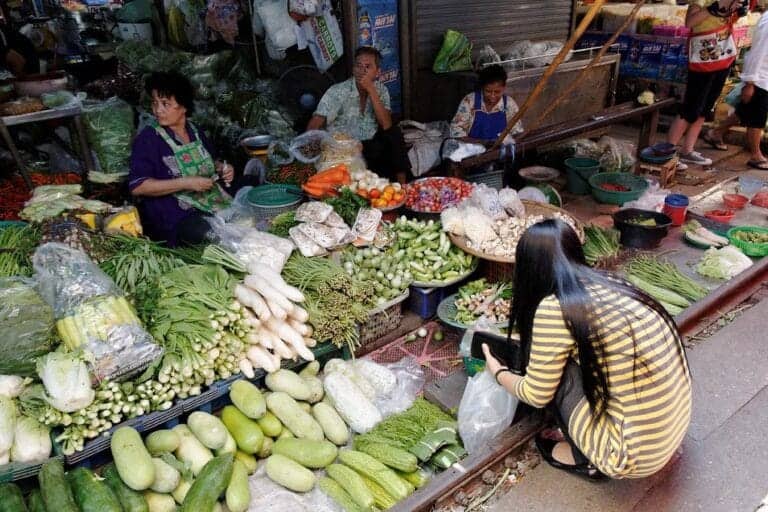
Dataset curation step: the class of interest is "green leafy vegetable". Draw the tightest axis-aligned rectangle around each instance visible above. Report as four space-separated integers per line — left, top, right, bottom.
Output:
0 278 55 376
582 226 620 266
625 256 708 302
324 188 368 226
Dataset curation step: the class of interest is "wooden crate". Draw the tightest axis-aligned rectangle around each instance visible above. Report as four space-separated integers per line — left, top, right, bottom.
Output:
635 156 678 188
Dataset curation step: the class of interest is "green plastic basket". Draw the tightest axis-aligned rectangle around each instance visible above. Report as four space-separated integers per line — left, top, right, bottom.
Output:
565 157 600 195
589 172 649 205
727 226 768 257
246 184 303 222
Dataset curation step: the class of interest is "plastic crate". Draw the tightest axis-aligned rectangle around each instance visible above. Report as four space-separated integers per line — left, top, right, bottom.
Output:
65 403 184 465
408 286 446 319
465 168 505 190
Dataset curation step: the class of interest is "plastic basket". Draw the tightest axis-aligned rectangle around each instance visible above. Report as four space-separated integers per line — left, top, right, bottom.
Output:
465 168 504 190
246 184 303 222
359 291 409 346
589 172 649 205
0 431 64 483
727 226 768 257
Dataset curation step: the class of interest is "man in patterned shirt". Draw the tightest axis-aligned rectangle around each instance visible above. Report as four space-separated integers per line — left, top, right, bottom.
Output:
307 46 411 181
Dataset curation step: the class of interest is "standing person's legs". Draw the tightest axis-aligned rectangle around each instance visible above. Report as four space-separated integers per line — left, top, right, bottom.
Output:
736 85 768 167
747 128 766 163
674 69 730 165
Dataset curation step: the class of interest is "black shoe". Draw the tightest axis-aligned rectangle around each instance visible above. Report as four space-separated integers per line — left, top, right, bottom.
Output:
534 435 606 482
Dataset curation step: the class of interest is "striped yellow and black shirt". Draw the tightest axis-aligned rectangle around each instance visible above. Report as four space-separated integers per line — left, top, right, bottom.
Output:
512 285 692 479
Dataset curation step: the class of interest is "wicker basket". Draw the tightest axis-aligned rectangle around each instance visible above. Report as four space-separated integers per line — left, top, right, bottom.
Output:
483 259 514 283
359 291 409 346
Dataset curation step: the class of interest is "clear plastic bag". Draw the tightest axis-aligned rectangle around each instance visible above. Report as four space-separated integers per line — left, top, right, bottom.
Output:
218 187 259 228
268 141 295 167
317 133 364 170
32 243 162 381
0 278 55 377
295 202 334 223
290 130 330 164
81 97 135 176
458 369 518 454
209 218 296 272
372 356 426 418
247 465 342 512
477 44 501 68
469 184 506 220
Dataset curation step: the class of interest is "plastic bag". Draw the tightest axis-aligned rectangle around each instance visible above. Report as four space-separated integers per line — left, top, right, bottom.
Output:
433 29 473 73
268 141 295 167
597 136 635 173
295 202 334 223
289 0 318 15
458 369 518 454
209 219 296 272
499 188 525 218
351 208 381 243
32 243 163 381
289 226 327 257
257 0 298 52
290 130 330 164
81 97 135 176
299 2 344 72
469 184 506 220
41 90 82 110
621 180 667 212
477 44 501 68
36 143 83 174
0 278 55 377
317 133 364 171
218 187 260 229
247 464 342 512
370 356 426 418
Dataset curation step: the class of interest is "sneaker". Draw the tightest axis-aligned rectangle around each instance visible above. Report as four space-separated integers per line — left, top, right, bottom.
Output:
676 161 689 172
679 151 712 166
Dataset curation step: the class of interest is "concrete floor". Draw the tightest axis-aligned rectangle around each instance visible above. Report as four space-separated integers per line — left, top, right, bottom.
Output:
490 142 768 512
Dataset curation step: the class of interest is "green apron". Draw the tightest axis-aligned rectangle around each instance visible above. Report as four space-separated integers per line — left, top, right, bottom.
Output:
153 121 232 213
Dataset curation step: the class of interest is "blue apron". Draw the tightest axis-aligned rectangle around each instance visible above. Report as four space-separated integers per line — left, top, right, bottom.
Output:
468 91 508 141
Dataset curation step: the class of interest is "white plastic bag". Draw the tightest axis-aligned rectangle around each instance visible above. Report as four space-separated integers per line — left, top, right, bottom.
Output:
299 0 343 72
257 0 298 52
458 369 518 454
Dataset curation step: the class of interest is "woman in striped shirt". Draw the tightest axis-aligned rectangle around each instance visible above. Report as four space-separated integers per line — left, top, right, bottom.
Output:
484 219 692 480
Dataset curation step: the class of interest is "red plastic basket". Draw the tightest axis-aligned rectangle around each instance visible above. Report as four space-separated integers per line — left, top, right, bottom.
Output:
365 321 462 384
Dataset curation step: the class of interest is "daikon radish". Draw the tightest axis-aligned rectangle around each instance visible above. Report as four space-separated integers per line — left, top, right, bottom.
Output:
267 331 294 360
289 306 310 323
288 319 310 337
251 266 305 303
239 359 255 379
241 308 262 329
267 301 288 321
244 276 295 314
265 317 314 362
304 337 317 348
234 284 271 321
269 351 282 371
248 346 278 372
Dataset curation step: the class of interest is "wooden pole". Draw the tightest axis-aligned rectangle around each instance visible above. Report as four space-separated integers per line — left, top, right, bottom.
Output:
490 0 608 150
520 0 647 136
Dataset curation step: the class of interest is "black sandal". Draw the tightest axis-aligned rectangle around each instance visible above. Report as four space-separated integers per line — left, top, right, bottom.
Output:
534 435 606 482
703 131 728 151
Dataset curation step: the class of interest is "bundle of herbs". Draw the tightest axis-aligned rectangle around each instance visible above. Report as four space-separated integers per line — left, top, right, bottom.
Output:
281 254 375 352
582 225 621 267
0 224 41 277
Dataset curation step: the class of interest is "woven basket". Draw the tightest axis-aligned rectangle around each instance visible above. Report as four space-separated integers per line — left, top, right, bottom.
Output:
359 291 409 346
483 259 514 283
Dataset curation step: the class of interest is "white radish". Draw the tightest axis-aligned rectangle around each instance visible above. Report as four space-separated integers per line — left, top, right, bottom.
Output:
288 319 310 337
304 337 317 348
289 305 310 323
246 332 262 345
247 346 278 372
241 307 262 329
234 284 271 321
239 359 255 379
265 317 314 362
244 275 295 314
264 329 293 360
251 266 305 302
269 351 282 371
267 300 288 321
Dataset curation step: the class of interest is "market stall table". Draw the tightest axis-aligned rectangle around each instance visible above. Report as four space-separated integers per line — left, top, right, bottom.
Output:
0 105 96 190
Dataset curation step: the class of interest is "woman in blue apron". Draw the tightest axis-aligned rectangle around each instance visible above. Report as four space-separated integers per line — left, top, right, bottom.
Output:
129 72 236 247
450 64 523 143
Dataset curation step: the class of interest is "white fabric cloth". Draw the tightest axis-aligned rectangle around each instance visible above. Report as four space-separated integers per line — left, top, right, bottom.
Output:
741 11 768 92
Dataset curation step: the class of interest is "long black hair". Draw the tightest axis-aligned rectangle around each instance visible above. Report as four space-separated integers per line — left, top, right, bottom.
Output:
509 219 687 416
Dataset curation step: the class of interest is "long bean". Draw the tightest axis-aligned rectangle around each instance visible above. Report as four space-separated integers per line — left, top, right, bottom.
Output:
625 256 708 302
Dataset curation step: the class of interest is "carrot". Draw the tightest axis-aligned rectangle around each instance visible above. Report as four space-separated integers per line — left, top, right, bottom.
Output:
306 170 350 186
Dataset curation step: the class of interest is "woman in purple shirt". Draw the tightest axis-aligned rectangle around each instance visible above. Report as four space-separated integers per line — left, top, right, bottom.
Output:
129 72 235 246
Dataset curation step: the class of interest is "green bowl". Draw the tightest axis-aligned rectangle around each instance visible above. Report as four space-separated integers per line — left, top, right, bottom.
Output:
246 184 302 208
727 226 768 257
589 172 649 205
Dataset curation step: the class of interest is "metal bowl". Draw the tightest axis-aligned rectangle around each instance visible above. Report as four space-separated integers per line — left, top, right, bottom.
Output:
240 135 274 149
13 72 68 97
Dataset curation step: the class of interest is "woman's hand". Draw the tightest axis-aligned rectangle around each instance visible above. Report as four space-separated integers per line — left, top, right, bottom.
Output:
185 176 215 192
482 344 506 377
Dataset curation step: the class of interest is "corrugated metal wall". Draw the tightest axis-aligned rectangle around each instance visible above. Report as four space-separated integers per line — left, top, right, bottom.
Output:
414 0 573 69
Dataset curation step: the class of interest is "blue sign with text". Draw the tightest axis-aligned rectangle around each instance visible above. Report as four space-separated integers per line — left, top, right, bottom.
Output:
357 0 401 114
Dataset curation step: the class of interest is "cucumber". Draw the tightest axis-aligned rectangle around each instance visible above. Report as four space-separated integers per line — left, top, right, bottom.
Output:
38 459 77 512
318 477 364 512
112 426 156 490
258 436 274 458
272 438 338 469
256 411 283 437
171 479 192 505
188 411 228 450
26 489 46 512
326 464 375 510
150 457 181 493
0 483 27 512
234 451 257 475
266 392 324 441
67 467 122 512
265 369 313 401
180 454 234 512
225 461 250 512
143 491 177 512
102 463 150 512
229 380 266 419
173 424 213 476
145 430 181 456
298 361 320 378
264 454 315 493
221 406 264 455
312 402 349 446
215 432 237 456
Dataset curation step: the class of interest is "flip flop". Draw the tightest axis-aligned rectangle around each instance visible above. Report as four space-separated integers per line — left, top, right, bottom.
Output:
703 131 728 151
534 435 606 482
748 159 768 170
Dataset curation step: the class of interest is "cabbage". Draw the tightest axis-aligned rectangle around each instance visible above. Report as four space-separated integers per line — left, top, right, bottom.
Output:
0 396 16 456
696 246 753 280
10 416 51 463
0 375 25 398
36 352 95 413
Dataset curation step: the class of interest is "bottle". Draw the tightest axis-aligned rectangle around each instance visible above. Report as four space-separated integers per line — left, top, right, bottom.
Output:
358 10 373 46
